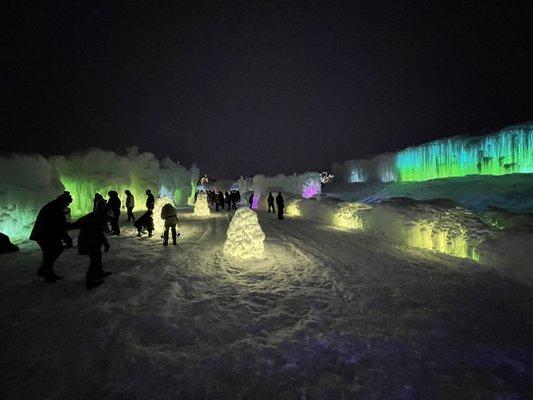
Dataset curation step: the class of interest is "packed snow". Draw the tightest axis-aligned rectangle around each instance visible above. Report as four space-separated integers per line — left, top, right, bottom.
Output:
223 207 265 259
1 206 531 399
193 191 211 217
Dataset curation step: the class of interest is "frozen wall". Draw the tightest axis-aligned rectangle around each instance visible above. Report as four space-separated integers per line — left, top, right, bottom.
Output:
253 172 322 198
50 148 198 215
0 154 64 242
336 124 533 183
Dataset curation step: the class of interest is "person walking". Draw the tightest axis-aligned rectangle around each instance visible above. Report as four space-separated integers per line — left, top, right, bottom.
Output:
30 193 73 283
107 190 121 235
267 192 275 213
77 207 112 290
125 190 135 222
160 203 179 245
276 192 285 220
145 189 155 210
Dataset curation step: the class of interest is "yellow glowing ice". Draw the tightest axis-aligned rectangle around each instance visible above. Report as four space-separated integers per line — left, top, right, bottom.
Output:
405 220 479 261
194 191 211 217
152 197 176 234
332 202 370 230
285 199 302 217
224 207 265 259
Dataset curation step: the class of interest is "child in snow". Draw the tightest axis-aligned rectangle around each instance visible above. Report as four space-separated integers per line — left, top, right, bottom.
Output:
160 203 180 245
134 209 154 237
77 207 112 290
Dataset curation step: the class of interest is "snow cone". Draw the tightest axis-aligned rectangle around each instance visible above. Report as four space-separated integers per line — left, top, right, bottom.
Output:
194 191 211 216
224 207 265 259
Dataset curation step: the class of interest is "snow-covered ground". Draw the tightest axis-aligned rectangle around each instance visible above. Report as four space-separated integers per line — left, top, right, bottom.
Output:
1 208 532 399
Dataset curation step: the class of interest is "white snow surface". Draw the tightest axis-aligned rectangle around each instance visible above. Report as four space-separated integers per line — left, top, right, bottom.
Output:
1 207 532 399
193 191 211 216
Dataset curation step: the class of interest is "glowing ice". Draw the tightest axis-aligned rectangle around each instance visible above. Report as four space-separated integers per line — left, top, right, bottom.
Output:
153 196 176 234
285 199 303 217
194 191 211 217
224 207 265 259
332 202 369 230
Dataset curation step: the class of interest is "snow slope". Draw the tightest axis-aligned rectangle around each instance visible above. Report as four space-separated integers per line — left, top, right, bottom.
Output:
0 208 531 399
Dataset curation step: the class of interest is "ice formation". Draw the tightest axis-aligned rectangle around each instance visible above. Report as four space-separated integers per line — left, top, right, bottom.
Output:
50 148 197 216
193 191 211 217
0 154 64 242
253 172 322 199
285 199 303 217
332 202 370 230
301 177 322 198
335 125 533 183
223 207 265 259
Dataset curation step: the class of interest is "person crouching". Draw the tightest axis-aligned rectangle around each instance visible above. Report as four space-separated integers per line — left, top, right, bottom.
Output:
160 203 179 245
134 210 154 237
77 207 112 290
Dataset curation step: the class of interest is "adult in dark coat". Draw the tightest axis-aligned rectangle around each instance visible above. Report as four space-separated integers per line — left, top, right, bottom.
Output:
275 192 285 220
30 193 72 282
161 203 179 245
93 193 106 212
77 208 111 289
107 190 121 235
224 192 231 210
125 189 135 222
135 210 154 237
267 192 275 213
145 189 155 210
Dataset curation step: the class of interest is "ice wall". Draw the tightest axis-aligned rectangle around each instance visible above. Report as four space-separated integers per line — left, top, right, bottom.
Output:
336 124 533 183
0 154 64 242
253 172 322 198
50 148 197 216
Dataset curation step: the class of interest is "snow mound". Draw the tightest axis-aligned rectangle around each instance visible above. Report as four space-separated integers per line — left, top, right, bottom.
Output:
332 202 371 230
194 192 211 217
285 199 303 216
224 208 265 259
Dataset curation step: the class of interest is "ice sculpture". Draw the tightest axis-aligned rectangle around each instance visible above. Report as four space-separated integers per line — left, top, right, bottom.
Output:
332 202 369 230
285 199 303 217
301 177 321 198
223 208 265 259
194 191 211 216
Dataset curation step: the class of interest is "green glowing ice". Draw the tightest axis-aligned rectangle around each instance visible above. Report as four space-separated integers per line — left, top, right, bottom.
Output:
396 126 533 182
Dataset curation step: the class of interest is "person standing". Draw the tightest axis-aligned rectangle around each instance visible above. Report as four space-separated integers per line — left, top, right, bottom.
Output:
30 193 73 282
217 191 225 212
146 189 155 210
267 192 275 213
107 191 121 235
77 207 111 290
224 191 231 210
248 193 254 209
160 203 179 245
93 193 106 212
125 189 135 221
276 192 285 220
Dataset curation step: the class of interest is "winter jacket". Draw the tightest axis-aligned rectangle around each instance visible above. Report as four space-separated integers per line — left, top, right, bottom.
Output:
275 194 284 209
77 212 109 255
267 194 274 204
146 193 155 209
107 196 121 214
29 198 68 244
126 194 135 208
161 203 178 227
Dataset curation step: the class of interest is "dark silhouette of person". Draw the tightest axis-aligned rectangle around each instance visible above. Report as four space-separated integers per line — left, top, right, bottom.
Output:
61 191 74 248
248 193 254 209
276 192 285 220
230 191 238 209
267 192 275 213
30 193 73 282
125 189 135 222
217 191 225 212
93 193 106 212
146 189 155 210
135 210 154 237
161 203 179 245
77 207 112 290
224 191 231 210
0 232 19 253
107 190 121 235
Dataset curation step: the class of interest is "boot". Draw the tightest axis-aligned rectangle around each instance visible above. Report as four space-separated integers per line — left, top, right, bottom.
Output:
44 273 63 283
86 279 104 290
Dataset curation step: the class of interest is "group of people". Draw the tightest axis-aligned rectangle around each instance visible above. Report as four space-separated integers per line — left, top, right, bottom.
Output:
29 187 286 289
30 189 179 289
206 190 241 211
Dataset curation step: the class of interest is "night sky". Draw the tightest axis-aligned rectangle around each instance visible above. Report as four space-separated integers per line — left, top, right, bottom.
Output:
4 1 532 178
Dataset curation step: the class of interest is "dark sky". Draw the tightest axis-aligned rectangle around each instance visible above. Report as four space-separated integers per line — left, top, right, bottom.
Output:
3 1 532 178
